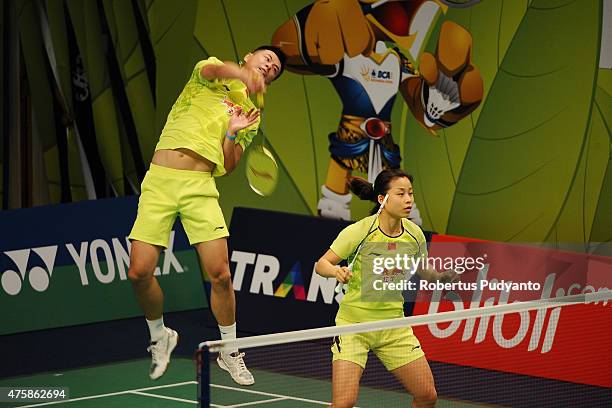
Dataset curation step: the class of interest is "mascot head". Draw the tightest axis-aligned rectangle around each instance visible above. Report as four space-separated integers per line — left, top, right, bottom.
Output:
359 0 479 59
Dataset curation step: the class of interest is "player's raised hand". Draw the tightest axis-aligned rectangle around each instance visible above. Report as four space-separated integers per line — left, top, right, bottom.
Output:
228 108 260 135
241 67 266 95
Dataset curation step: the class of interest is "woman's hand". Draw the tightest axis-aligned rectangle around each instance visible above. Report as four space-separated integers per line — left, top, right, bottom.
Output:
439 269 460 284
335 266 353 284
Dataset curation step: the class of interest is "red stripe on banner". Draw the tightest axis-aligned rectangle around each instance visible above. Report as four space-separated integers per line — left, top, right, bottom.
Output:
413 234 611 387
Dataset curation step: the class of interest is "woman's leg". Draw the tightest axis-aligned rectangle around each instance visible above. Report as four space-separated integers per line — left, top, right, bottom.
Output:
331 359 364 408
391 356 437 408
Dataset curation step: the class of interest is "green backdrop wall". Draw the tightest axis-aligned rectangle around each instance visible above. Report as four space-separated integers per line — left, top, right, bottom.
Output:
4 0 611 248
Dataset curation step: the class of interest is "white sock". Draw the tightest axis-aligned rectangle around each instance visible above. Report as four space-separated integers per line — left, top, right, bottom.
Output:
146 317 166 342
219 322 238 355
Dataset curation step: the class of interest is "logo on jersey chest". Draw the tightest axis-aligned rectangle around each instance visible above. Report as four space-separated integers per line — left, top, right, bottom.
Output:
221 96 243 115
361 66 394 83
343 52 400 114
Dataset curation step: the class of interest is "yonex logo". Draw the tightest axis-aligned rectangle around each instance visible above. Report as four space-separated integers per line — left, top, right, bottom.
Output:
1 246 58 295
1 232 184 296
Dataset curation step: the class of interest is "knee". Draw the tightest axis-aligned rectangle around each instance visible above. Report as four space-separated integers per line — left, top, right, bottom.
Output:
128 263 154 284
208 263 232 288
414 388 437 407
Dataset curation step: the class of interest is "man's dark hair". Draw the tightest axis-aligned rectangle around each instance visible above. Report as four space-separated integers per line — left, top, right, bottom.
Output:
253 45 286 80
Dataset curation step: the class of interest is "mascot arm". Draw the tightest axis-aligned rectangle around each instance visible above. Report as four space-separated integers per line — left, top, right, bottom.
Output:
399 21 483 133
272 0 375 76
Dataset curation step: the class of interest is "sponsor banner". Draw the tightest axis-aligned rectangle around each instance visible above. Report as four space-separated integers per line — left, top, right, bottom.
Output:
226 209 610 386
0 196 207 335
226 208 351 333
412 235 612 387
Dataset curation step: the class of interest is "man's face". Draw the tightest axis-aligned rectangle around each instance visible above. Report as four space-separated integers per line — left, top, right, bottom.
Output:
244 49 282 84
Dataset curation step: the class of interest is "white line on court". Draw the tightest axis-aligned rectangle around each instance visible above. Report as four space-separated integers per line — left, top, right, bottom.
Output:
15 381 336 407
130 390 197 404
211 384 330 406
226 397 288 407
15 381 198 407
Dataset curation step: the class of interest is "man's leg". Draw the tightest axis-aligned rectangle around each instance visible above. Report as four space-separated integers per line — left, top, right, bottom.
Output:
194 238 254 385
128 240 163 319
128 240 178 380
194 238 235 326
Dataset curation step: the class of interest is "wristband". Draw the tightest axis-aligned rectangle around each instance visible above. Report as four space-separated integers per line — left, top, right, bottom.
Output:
225 130 237 141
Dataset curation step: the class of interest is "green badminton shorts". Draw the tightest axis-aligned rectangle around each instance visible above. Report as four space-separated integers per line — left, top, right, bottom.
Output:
129 163 228 248
331 316 425 371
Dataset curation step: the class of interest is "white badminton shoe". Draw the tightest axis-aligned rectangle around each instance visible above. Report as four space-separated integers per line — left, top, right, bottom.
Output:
147 327 179 380
217 351 255 385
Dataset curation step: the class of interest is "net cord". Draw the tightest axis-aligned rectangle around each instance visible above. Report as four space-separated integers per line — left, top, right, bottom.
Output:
201 290 611 353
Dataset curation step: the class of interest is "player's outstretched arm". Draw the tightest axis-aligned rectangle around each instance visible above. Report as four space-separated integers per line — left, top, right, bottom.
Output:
201 62 266 94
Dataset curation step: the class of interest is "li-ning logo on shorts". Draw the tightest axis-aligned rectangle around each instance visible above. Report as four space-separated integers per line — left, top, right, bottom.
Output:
1 246 58 295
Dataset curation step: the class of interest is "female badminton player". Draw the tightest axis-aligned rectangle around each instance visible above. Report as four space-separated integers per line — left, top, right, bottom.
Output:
316 169 455 407
127 46 285 384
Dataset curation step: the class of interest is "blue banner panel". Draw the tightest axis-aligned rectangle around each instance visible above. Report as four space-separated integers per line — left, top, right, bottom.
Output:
227 207 352 334
0 196 207 335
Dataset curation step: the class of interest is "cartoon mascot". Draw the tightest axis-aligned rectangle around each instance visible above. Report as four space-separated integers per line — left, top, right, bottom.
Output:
272 0 483 223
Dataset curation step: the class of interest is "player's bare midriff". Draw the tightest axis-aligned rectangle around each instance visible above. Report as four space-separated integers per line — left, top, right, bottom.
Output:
152 148 215 172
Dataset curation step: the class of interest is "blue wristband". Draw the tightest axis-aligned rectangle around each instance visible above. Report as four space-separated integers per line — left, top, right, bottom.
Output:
225 130 237 141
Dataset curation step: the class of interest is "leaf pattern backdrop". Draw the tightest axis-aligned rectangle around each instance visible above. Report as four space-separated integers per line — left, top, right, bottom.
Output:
403 0 610 248
4 0 610 249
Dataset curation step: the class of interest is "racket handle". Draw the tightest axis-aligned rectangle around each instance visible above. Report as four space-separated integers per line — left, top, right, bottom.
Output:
334 263 354 294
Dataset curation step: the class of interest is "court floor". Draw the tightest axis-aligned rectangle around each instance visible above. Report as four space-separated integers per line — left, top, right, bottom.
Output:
1 358 488 407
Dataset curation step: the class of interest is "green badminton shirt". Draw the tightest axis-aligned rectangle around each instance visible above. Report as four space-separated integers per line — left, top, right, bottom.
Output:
330 215 427 322
155 57 260 177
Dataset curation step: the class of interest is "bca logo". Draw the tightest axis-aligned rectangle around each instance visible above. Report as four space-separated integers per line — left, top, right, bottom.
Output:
1 246 58 295
372 69 392 79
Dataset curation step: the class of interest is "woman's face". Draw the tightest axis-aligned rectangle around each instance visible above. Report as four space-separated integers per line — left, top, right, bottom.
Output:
380 176 414 219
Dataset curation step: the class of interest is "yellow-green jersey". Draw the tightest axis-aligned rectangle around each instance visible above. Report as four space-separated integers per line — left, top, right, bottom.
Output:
155 57 259 177
330 215 427 322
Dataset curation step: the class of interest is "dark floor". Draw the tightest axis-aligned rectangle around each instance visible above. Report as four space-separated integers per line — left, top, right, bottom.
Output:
2 309 610 408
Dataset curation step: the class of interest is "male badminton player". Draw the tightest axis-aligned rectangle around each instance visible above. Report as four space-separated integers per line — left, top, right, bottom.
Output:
127 46 285 384
316 169 456 407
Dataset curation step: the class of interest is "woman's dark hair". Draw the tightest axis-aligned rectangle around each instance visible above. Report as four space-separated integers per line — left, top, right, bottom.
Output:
253 45 286 80
349 169 413 214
